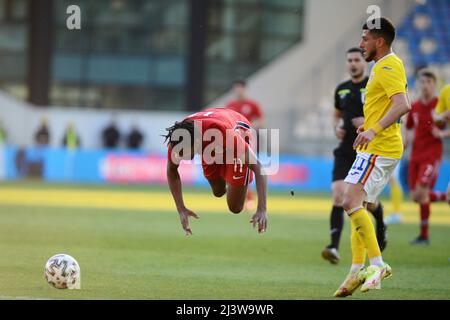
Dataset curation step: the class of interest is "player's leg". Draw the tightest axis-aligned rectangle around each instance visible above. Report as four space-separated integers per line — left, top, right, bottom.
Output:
366 201 387 251
429 190 447 202
224 162 252 214
356 156 400 292
322 180 345 264
322 153 352 264
334 217 367 297
350 218 366 269
411 183 431 245
385 162 403 225
390 175 403 213
428 161 446 203
334 182 370 296
204 163 227 198
226 184 248 214
207 178 226 198
410 161 440 245
343 182 392 292
342 182 382 267
329 179 346 247
339 153 396 294
407 160 425 244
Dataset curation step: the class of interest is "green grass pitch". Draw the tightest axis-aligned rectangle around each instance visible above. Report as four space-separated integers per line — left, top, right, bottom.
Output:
0 182 449 300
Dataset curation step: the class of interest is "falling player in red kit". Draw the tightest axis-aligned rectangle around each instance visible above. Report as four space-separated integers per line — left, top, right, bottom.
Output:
404 69 447 245
225 79 265 210
164 107 268 235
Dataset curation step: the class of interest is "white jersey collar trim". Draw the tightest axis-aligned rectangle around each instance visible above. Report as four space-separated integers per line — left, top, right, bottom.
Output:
373 52 396 68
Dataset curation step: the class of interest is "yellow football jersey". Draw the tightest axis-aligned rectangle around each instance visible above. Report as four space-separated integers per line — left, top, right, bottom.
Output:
361 53 408 159
435 84 450 115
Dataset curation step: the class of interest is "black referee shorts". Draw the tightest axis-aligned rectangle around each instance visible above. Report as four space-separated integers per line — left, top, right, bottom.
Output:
332 147 357 182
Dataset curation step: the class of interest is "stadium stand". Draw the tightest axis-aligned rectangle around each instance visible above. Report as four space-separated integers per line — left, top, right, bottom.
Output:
397 0 450 87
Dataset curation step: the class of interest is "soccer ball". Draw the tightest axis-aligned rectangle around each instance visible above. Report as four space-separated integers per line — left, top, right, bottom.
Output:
44 254 81 289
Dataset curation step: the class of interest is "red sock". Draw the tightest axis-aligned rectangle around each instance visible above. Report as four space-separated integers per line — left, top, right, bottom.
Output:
420 203 430 239
429 191 446 202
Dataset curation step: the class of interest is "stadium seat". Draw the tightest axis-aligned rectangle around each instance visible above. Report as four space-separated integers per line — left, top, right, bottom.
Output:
397 0 450 82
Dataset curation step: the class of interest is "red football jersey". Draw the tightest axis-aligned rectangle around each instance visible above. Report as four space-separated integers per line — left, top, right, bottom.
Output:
225 99 263 124
186 107 252 152
167 108 254 186
406 97 443 162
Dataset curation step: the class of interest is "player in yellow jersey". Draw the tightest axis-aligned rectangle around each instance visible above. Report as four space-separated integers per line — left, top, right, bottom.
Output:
334 17 411 297
432 84 450 203
434 84 450 123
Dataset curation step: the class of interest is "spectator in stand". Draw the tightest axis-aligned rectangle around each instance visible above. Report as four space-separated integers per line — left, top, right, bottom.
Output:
35 117 50 146
62 122 81 150
126 124 144 150
102 118 121 149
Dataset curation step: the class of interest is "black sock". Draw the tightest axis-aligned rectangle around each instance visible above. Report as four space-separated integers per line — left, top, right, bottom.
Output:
369 202 385 227
329 205 344 249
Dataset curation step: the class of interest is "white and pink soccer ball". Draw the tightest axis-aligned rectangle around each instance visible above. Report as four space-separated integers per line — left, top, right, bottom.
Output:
44 254 81 290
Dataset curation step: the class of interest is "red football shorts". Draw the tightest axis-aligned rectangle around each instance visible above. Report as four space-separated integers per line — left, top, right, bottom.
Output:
203 160 253 187
408 159 441 190
202 126 254 187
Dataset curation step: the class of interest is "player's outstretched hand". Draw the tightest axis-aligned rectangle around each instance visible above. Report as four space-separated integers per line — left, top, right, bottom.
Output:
353 129 375 151
250 210 267 234
178 208 199 236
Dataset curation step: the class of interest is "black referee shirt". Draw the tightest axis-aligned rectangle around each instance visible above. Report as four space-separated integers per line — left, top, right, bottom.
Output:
334 77 368 155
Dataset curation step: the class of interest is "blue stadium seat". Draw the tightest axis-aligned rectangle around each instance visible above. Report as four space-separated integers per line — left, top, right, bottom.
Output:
414 5 429 14
399 0 450 69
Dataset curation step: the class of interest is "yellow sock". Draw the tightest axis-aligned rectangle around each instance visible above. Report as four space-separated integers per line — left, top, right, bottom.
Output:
390 179 403 213
349 208 381 259
350 219 366 265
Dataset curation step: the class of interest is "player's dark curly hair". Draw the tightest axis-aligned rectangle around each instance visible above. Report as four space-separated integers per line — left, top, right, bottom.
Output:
162 120 195 147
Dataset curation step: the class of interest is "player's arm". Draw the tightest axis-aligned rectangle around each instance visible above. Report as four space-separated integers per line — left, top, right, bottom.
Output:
432 110 450 124
244 147 267 233
167 156 199 235
333 87 346 140
403 124 413 149
402 126 414 148
402 110 414 148
333 109 347 140
432 127 450 139
377 93 411 129
354 93 411 150
351 116 364 129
